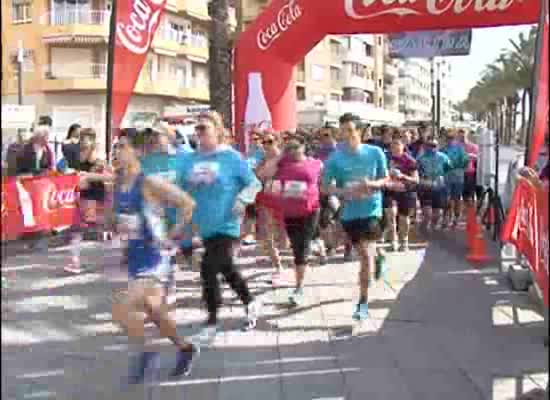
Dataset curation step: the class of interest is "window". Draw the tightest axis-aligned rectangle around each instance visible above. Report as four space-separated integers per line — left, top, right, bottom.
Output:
364 44 373 57
377 36 382 46
378 79 382 88
12 0 32 23
330 67 341 82
343 88 365 102
350 63 365 78
296 86 306 101
330 41 341 57
378 98 383 107
311 64 324 81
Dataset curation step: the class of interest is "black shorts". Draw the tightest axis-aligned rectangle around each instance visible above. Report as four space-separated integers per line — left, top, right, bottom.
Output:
463 174 477 200
383 191 417 216
284 210 320 266
342 217 383 244
245 204 256 219
418 188 447 210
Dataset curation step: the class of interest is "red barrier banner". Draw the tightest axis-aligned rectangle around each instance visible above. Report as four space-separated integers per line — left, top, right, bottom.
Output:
111 0 167 132
1 175 80 241
501 177 549 307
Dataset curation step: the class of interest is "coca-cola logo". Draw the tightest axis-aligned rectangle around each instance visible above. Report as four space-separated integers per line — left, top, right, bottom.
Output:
116 0 165 55
344 0 518 20
257 1 303 51
42 183 78 212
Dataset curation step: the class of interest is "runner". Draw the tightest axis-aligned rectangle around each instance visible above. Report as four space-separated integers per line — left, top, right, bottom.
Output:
384 138 419 251
111 133 198 383
322 113 389 321
65 128 114 274
441 129 470 228
259 135 323 305
255 133 288 286
458 129 480 207
176 111 262 340
416 137 452 232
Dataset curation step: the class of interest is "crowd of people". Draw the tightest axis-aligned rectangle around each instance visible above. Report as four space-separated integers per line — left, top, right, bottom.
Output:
9 110 530 385
28 110 490 384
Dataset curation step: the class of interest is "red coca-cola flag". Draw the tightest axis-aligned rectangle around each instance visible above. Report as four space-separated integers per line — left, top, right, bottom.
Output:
527 0 549 167
111 0 167 132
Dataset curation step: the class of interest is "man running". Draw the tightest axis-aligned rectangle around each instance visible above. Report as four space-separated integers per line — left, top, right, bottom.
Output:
111 133 198 383
176 111 263 341
417 137 452 232
322 113 389 321
458 129 480 207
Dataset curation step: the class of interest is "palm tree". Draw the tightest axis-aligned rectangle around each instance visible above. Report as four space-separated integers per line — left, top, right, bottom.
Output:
463 26 536 144
208 0 233 128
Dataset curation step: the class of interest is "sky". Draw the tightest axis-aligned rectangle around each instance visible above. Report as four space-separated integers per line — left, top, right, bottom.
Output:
448 24 535 102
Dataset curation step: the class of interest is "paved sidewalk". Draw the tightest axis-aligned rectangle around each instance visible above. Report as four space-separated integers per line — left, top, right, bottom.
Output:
1 229 547 400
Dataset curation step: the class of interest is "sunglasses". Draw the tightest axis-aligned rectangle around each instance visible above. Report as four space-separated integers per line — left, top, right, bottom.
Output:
263 139 274 145
195 124 207 131
252 137 261 141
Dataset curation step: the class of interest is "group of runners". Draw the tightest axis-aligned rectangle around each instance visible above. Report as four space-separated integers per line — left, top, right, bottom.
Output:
64 111 480 384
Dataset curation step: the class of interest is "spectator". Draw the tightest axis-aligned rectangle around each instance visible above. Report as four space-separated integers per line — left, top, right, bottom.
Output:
62 123 81 170
4 130 31 176
16 125 54 176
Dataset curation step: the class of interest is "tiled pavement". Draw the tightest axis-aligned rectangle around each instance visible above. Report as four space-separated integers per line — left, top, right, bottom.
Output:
1 229 548 400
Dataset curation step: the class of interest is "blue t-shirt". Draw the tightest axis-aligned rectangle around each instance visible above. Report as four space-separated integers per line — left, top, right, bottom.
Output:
417 150 452 187
177 146 260 240
322 144 388 221
442 142 469 184
247 146 264 170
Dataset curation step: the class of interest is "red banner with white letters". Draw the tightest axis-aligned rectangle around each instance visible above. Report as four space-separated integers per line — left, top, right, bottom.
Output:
111 0 167 132
1 175 80 241
501 178 549 307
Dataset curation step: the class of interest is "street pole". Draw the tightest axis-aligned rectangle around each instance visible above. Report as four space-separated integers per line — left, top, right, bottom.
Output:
430 58 436 136
104 0 117 163
436 78 441 135
17 40 23 106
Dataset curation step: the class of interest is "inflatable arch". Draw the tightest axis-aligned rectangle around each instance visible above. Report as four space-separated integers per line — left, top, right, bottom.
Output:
234 0 541 144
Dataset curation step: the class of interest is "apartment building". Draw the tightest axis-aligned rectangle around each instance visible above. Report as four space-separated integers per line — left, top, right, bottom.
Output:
2 0 235 156
397 57 455 126
239 0 404 127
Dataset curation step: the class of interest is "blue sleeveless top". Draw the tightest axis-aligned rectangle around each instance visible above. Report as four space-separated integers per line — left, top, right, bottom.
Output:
114 173 170 281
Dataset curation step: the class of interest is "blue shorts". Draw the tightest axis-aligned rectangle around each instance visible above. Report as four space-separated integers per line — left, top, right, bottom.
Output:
447 182 464 201
419 188 447 210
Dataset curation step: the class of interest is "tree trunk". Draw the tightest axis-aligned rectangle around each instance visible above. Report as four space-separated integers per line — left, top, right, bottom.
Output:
208 0 233 129
512 100 518 144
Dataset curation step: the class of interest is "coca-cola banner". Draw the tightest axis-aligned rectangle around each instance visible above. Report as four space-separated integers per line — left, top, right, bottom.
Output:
111 0 167 132
388 30 472 58
234 0 541 143
501 178 549 307
1 175 80 241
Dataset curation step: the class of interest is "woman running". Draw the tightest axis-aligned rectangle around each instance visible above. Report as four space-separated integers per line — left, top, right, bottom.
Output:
255 133 288 286
260 135 323 306
111 134 198 383
176 111 262 341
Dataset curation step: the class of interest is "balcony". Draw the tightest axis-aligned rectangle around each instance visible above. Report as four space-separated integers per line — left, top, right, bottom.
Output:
178 80 209 101
182 0 210 21
153 26 182 56
42 63 106 91
342 72 374 92
342 50 375 69
134 76 180 97
384 63 398 79
178 34 209 60
40 11 109 43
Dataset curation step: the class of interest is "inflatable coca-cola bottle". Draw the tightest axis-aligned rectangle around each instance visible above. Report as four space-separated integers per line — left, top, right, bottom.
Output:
243 72 272 153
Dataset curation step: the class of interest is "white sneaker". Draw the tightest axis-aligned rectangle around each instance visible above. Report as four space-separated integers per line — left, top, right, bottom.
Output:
243 300 262 331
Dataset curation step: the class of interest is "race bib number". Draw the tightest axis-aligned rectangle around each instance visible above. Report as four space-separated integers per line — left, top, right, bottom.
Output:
283 180 307 198
189 162 220 186
266 179 283 194
118 213 140 240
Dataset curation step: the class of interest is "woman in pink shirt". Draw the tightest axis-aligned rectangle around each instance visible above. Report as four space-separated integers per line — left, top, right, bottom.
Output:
258 135 322 307
459 129 479 206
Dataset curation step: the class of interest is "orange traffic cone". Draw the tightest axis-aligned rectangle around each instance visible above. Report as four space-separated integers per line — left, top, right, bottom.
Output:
466 211 480 250
466 205 476 239
466 229 492 265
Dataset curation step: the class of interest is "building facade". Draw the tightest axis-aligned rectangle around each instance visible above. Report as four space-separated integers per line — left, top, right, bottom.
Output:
239 0 404 127
2 0 235 156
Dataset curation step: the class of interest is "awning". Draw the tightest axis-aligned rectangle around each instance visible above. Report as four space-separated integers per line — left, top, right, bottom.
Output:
153 48 177 57
43 35 107 45
186 54 207 64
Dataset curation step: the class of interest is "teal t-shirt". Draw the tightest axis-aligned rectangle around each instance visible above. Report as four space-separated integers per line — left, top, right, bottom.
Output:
177 147 260 240
442 142 470 184
417 150 452 188
322 144 388 222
